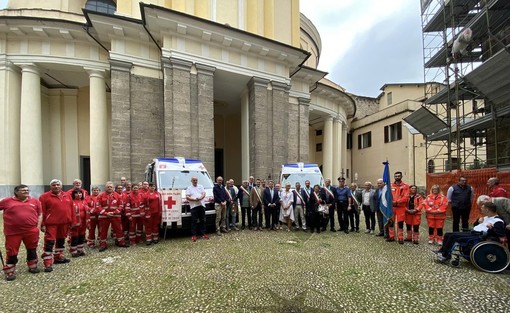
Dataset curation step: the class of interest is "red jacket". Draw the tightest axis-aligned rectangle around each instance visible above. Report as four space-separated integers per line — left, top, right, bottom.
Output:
95 191 123 217
424 193 448 219
146 191 162 216
391 181 410 207
489 186 507 198
72 199 88 228
39 191 76 226
123 191 145 217
85 195 99 216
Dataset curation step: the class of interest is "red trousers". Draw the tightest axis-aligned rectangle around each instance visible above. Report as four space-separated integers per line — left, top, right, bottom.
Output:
405 213 421 226
42 224 69 267
144 214 161 242
5 227 39 259
128 215 143 244
393 206 406 223
426 217 445 229
98 217 125 248
87 216 99 246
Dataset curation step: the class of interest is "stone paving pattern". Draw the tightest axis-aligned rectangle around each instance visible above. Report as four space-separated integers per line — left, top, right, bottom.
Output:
1 221 509 312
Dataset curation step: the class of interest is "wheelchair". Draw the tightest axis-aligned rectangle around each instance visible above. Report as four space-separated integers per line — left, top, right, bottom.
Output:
448 236 510 273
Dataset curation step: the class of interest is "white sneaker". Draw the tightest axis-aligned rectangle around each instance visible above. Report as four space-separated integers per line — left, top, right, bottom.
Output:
365 230 371 233
370 230 374 234
428 240 433 244
436 253 447 263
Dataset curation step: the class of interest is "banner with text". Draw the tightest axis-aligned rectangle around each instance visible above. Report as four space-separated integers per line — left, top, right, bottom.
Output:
161 189 183 226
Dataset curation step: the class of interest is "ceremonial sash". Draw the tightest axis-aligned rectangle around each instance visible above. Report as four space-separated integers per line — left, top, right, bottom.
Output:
294 189 305 205
323 186 335 199
240 186 250 196
304 188 311 197
225 186 233 201
352 193 360 207
254 187 263 203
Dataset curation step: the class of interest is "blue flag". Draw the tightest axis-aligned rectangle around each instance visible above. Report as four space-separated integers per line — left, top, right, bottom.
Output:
380 161 393 226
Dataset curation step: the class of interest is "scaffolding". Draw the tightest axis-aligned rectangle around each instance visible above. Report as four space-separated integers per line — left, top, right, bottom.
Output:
411 0 510 173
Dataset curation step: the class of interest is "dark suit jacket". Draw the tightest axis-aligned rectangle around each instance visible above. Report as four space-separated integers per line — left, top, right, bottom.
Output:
263 187 280 207
321 186 336 205
293 189 309 208
213 183 228 204
237 185 252 207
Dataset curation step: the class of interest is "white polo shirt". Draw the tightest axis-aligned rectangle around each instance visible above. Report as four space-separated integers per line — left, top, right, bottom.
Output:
186 184 206 209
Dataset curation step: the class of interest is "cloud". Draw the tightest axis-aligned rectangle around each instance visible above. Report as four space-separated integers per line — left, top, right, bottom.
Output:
300 0 424 97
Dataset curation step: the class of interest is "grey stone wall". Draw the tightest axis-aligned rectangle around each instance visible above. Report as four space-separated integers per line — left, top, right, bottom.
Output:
249 77 270 180
298 97 310 162
196 64 216 178
110 60 132 182
271 81 290 180
129 74 164 183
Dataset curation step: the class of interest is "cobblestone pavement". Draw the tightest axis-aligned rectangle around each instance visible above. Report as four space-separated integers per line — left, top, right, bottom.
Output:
0 221 509 313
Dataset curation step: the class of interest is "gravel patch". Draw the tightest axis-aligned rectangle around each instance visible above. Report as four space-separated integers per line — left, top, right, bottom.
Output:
0 220 509 312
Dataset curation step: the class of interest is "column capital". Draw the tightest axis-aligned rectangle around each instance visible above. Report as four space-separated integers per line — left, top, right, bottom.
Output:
270 81 290 92
195 63 216 76
109 59 133 72
162 57 193 71
0 60 20 73
248 76 270 89
325 116 334 122
297 97 310 106
84 68 106 78
18 63 39 75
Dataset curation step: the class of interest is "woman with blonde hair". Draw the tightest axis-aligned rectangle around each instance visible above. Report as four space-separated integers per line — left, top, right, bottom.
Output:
424 185 448 245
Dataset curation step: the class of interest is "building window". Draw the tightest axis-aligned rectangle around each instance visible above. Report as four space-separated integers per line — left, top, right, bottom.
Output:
427 159 435 173
444 158 459 171
357 132 372 149
346 132 352 150
384 122 402 143
85 0 116 14
315 129 323 136
387 92 393 105
316 143 322 152
346 169 350 179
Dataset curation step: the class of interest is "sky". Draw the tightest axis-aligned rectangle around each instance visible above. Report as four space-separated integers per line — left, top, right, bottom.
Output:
300 0 425 97
0 0 6 9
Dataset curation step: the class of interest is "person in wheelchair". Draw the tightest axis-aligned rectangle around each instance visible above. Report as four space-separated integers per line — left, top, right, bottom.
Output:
436 202 506 263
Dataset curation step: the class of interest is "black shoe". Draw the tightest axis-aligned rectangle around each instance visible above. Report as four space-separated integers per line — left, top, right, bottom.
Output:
398 240 404 244
99 247 107 252
330 229 337 232
355 229 360 233
344 230 349 234
44 266 53 273
376 233 384 237
146 241 152 246
350 228 355 232
321 227 326 232
28 268 40 274
5 274 16 281
71 253 79 258
54 258 71 264
310 230 314 234
386 238 395 242
153 239 159 244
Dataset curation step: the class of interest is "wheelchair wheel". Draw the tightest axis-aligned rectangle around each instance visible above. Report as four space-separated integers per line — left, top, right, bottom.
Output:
470 241 510 273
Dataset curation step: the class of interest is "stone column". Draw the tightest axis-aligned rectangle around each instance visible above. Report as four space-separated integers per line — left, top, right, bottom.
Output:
87 69 109 186
333 117 343 180
248 77 270 180
297 97 310 162
47 89 63 182
240 89 250 179
342 123 348 179
322 117 333 180
110 60 133 181
270 81 290 180
163 57 193 157
195 63 215 177
19 64 44 195
61 89 80 183
0 61 21 197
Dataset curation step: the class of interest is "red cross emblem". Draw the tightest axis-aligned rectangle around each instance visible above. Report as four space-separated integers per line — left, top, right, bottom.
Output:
164 196 177 209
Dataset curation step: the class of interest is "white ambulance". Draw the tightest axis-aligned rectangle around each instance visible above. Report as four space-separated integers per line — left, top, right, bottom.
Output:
279 163 324 189
145 157 215 230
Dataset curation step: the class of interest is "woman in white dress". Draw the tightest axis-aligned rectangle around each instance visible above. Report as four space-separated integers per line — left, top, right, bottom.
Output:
279 183 295 231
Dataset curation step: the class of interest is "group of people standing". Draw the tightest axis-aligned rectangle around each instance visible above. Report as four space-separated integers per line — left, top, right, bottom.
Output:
0 178 162 281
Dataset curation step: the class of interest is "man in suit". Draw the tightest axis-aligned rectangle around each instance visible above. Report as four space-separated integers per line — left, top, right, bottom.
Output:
238 180 252 229
249 179 264 231
321 179 337 231
293 182 308 231
264 180 280 230
213 176 229 236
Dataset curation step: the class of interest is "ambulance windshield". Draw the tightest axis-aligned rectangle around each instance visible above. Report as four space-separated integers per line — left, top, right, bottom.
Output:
158 170 214 189
280 173 323 188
